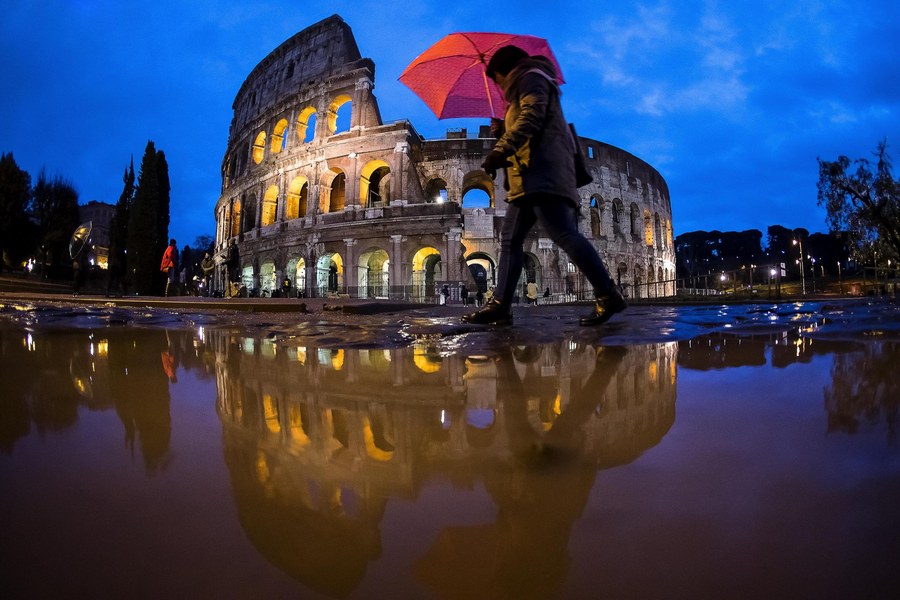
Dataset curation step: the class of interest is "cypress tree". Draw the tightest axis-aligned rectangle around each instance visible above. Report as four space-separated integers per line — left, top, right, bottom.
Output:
109 159 134 290
128 141 161 295
155 149 171 281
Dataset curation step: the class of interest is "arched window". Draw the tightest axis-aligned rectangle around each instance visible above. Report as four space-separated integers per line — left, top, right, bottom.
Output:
261 185 278 227
425 178 448 203
270 119 288 154
286 175 308 219
644 210 654 247
252 131 266 164
630 204 640 235
296 106 316 144
360 160 391 208
327 94 352 135
329 172 345 212
654 213 663 249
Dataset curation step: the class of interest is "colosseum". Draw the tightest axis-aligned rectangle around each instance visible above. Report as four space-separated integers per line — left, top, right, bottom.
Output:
213 15 675 302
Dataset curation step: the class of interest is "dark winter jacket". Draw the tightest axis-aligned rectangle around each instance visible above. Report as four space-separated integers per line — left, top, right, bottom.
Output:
493 56 577 204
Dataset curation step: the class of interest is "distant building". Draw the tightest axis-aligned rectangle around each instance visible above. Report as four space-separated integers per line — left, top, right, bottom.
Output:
214 15 675 300
78 200 115 269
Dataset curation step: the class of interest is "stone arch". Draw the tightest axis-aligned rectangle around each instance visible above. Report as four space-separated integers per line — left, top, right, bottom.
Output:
357 246 390 298
296 106 317 143
286 175 308 220
259 259 277 295
629 203 640 236
316 252 343 295
411 246 442 301
589 194 603 237
633 264 645 299
466 251 496 293
327 94 352 135
252 131 266 164
243 193 257 232
230 198 241 237
286 256 306 295
643 209 653 247
616 261 628 288
359 160 390 208
612 199 624 235
425 178 448 203
261 184 278 227
270 118 288 154
321 168 346 213
462 170 494 208
654 213 663 249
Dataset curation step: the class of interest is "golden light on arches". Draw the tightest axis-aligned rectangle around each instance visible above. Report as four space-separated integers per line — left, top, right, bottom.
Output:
230 199 241 237
412 246 441 271
327 94 352 134
289 405 310 446
363 419 394 461
331 348 344 370
286 175 308 219
296 106 316 143
270 118 288 153
252 131 266 164
261 184 279 226
413 347 442 373
359 159 390 205
263 394 281 434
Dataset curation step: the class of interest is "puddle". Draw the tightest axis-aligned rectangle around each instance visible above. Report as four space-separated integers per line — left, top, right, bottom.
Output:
1 301 898 598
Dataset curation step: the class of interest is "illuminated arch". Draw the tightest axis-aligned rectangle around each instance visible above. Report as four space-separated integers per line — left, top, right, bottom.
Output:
589 194 603 237
286 175 308 219
270 118 288 154
316 252 343 295
230 199 241 237
261 184 278 227
413 346 442 373
321 168 345 213
296 106 316 143
644 209 654 247
411 246 442 301
359 160 391 208
326 94 352 135
654 213 663 249
260 260 276 295
252 131 266 164
363 416 394 461
357 247 390 298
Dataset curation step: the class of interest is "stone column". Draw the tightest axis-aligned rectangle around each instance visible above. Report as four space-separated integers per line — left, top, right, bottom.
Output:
343 238 357 297
390 234 405 299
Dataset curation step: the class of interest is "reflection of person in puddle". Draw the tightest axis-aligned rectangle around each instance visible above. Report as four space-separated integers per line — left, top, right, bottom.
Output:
489 345 627 598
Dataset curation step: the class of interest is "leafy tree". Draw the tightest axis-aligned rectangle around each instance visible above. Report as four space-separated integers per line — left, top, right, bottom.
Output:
127 141 171 295
818 139 900 262
31 170 80 276
0 152 34 270
193 235 214 254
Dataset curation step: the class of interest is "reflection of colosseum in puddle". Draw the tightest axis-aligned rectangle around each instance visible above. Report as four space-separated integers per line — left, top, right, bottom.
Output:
213 333 677 593
212 15 674 301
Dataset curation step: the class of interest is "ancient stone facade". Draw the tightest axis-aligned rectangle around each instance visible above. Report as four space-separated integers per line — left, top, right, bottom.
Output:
213 15 675 300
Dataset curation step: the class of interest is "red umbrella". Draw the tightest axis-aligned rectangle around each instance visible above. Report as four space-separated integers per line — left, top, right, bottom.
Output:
399 32 564 119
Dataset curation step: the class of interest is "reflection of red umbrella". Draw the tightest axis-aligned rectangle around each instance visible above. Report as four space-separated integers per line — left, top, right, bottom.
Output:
399 32 564 119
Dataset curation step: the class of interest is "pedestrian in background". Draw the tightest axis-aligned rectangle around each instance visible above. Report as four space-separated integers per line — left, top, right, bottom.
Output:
160 238 179 297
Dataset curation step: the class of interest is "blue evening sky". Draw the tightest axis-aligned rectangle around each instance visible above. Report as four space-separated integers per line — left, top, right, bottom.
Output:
2 0 898 246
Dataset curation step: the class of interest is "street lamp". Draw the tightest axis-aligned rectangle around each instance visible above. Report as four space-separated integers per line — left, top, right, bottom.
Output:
792 239 806 296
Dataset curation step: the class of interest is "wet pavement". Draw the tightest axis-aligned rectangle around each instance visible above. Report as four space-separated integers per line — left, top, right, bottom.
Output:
1 296 898 599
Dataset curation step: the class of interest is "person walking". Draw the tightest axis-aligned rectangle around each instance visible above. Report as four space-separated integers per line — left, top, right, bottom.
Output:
160 238 179 297
462 45 626 326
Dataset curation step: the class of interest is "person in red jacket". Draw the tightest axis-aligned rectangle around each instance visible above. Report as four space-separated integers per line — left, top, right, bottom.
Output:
160 239 179 297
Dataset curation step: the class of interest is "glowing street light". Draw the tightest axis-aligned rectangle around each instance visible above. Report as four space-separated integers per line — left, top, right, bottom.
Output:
792 239 806 296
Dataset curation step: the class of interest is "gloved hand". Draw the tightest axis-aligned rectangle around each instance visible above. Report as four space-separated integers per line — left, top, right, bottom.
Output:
481 150 510 179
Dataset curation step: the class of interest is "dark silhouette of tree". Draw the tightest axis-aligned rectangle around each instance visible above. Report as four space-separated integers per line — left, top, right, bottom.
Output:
0 152 34 271
127 141 171 294
109 159 134 292
818 139 900 262
30 170 80 277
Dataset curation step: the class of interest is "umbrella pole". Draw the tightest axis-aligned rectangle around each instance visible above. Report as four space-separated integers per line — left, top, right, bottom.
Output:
481 67 496 119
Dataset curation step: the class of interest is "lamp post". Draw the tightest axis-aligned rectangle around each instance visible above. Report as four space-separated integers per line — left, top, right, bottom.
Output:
793 239 806 296
838 261 843 295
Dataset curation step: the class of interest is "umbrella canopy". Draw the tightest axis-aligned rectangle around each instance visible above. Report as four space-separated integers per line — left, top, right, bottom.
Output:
399 32 564 119
69 221 92 259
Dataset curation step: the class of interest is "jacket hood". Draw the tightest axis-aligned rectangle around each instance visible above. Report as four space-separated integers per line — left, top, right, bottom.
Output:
503 56 561 98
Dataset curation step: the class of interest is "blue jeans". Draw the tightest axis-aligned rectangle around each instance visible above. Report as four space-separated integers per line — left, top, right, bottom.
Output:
495 194 615 305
